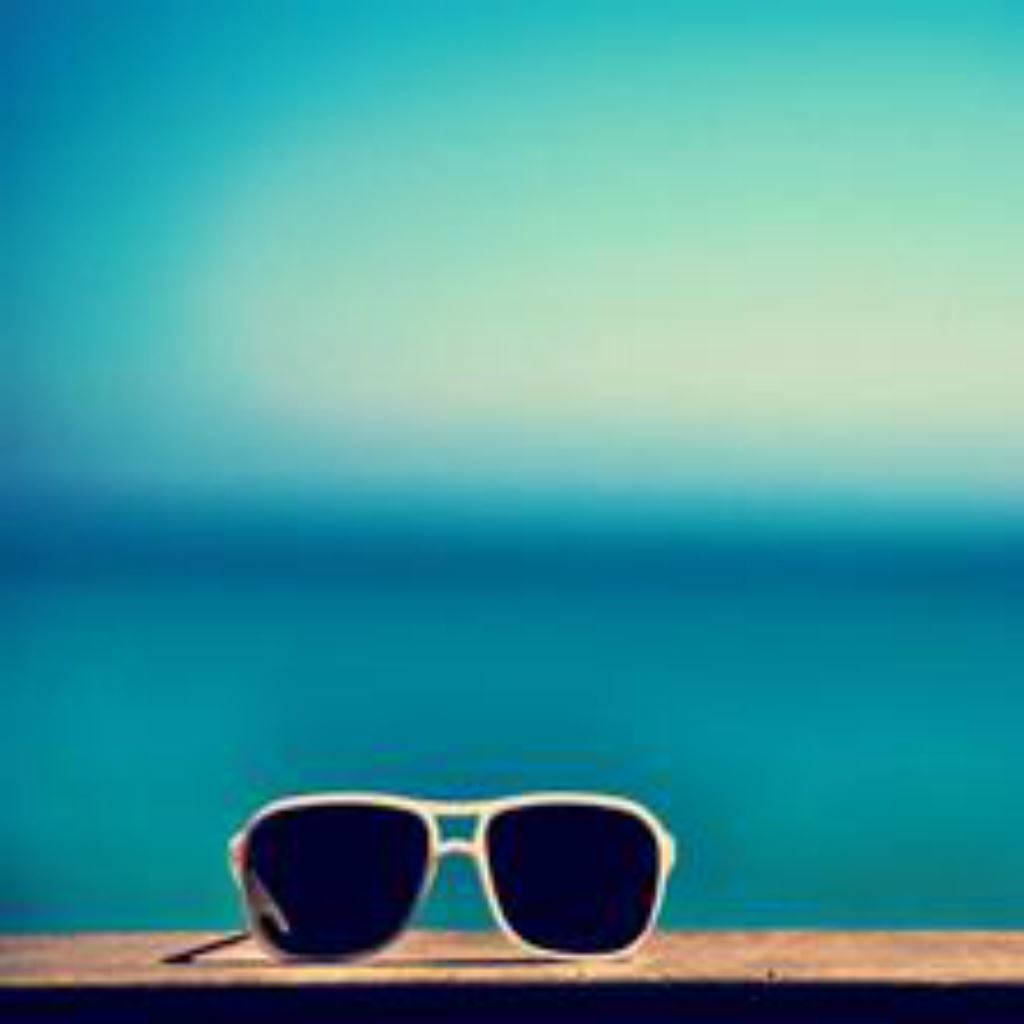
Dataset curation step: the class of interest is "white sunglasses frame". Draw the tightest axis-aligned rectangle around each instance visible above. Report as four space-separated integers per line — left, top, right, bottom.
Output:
229 791 677 963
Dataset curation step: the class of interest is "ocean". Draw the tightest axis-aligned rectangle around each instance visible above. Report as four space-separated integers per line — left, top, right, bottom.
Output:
3 519 1023 933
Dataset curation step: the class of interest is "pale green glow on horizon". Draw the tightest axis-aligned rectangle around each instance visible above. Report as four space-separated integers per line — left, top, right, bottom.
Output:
11 2 1024 511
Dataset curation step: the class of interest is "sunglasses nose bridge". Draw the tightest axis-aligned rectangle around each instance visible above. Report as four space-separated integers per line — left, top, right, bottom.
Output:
436 837 480 859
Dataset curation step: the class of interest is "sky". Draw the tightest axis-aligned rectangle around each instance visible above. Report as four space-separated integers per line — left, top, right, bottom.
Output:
6 1 1024 524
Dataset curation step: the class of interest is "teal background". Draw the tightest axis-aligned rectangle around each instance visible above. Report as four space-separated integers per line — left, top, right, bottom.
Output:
3 1 1023 932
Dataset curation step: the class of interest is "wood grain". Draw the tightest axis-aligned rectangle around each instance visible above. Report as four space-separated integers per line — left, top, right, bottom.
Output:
2 929 1024 987
4 930 1024 1021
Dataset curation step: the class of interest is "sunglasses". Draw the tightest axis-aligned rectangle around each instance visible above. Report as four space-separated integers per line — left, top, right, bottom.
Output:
229 792 676 962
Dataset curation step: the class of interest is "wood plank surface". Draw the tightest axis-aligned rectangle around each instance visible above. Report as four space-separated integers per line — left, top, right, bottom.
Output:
4 930 1024 1022
6 929 1024 986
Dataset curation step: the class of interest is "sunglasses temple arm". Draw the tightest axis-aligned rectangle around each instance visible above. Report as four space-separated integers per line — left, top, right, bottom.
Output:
163 930 251 965
247 871 292 935
228 834 292 935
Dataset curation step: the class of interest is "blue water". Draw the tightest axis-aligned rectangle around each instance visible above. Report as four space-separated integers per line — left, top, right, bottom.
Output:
3 521 1023 933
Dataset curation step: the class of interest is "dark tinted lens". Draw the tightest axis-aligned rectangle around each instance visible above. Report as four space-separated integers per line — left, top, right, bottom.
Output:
486 803 661 954
244 803 430 958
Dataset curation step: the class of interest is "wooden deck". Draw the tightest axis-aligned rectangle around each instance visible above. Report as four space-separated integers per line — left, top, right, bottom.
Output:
4 929 1024 1021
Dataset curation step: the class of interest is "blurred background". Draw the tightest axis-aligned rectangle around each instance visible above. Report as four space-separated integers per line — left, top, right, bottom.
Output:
3 0 1023 932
